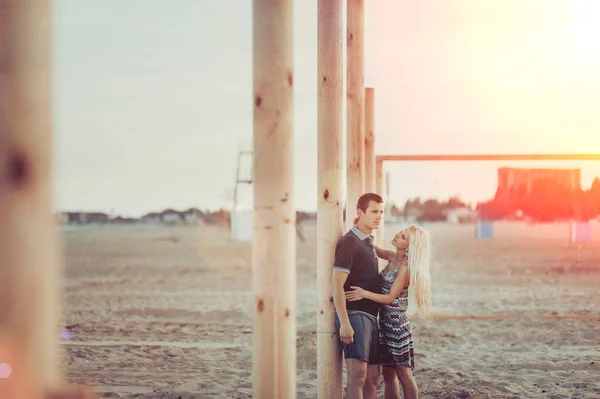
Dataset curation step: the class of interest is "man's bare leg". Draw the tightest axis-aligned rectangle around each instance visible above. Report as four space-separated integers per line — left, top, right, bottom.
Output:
382 366 400 399
345 359 368 399
363 364 380 399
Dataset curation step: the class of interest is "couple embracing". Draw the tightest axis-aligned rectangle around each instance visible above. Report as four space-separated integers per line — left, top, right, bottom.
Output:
332 193 431 399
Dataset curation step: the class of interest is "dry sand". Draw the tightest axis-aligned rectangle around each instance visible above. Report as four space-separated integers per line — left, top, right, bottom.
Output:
59 221 600 398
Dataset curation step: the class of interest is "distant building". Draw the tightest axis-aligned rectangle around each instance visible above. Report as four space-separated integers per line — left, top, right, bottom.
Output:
140 208 204 225
111 216 137 224
61 212 109 224
402 206 423 223
84 212 110 224
182 208 203 224
495 167 581 201
141 212 162 224
161 209 182 224
443 207 478 224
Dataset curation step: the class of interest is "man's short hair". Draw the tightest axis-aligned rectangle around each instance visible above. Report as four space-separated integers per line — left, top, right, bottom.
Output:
356 193 383 214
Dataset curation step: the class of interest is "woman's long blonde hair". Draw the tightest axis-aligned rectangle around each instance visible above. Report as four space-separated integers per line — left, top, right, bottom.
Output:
405 224 431 320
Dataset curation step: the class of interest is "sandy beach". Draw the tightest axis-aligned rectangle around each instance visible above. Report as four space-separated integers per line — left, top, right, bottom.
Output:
59 221 600 398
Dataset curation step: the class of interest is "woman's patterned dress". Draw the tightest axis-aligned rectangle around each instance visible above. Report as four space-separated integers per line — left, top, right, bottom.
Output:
379 261 415 369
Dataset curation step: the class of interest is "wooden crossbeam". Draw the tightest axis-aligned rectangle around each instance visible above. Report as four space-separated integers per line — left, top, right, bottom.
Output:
377 154 600 162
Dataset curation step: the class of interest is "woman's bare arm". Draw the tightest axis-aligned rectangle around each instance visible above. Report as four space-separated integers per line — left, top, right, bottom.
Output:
346 264 409 305
374 245 395 261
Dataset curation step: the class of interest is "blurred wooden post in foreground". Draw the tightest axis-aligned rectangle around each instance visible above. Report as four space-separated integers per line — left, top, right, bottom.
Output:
317 0 343 397
252 0 296 398
0 1 95 398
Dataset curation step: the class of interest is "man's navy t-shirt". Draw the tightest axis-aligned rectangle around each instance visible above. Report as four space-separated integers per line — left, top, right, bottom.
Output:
333 226 381 317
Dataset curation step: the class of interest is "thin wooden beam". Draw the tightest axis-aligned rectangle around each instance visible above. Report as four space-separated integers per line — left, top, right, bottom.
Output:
377 154 600 162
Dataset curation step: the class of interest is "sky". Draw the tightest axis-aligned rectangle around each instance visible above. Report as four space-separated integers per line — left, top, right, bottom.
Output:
52 0 600 217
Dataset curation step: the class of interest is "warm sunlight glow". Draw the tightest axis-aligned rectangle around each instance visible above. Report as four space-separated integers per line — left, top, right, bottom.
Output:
373 0 600 152
370 1 600 205
560 1 600 149
561 1 600 63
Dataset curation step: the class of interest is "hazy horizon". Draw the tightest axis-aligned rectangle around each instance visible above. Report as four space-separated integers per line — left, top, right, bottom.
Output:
52 0 600 218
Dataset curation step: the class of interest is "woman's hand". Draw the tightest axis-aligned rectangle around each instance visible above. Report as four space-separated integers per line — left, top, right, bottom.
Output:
345 286 367 301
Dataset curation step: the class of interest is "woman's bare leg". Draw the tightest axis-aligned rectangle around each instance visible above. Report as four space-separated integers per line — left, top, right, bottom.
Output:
395 365 418 399
382 366 400 399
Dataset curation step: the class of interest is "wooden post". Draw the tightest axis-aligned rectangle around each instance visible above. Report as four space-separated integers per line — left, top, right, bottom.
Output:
252 1 295 398
346 0 365 231
375 160 385 260
375 161 384 208
0 1 70 398
317 0 343 397
364 87 375 193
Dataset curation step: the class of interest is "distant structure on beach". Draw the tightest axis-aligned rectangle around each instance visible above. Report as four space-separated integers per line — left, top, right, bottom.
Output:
477 167 600 221
495 167 581 201
56 208 209 226
59 212 111 224
141 208 204 225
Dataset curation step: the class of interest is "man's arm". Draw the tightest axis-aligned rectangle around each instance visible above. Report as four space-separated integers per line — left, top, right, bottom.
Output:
374 245 395 261
332 270 350 323
332 270 354 344
331 236 356 345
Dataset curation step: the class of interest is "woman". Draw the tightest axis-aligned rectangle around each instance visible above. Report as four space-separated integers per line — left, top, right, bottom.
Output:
345 224 431 399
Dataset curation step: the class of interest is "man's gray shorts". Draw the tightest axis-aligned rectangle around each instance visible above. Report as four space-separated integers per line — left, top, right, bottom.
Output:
334 311 380 364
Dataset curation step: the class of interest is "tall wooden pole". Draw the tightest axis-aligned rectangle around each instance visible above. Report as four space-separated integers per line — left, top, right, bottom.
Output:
346 0 365 230
364 87 375 193
375 162 384 207
252 1 296 398
0 1 62 398
317 0 343 397
375 160 385 257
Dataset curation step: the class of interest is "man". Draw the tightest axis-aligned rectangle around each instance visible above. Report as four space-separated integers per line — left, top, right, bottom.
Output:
332 192 384 399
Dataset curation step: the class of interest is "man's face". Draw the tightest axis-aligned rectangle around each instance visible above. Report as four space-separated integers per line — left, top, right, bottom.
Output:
359 200 384 230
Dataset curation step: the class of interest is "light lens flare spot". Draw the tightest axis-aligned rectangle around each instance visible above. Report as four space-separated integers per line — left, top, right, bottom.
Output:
0 363 12 379
61 330 72 340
